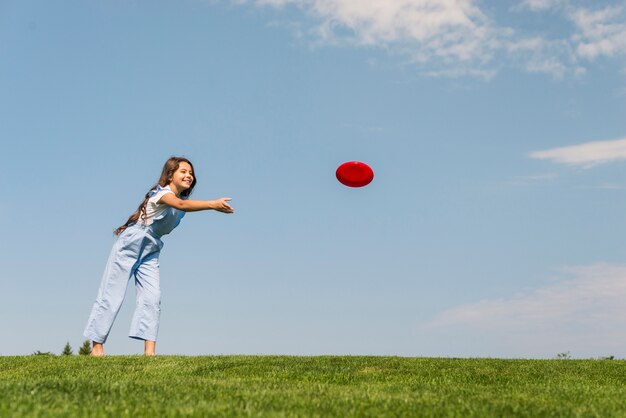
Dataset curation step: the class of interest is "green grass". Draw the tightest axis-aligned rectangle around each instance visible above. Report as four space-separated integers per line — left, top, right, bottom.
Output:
2 356 626 417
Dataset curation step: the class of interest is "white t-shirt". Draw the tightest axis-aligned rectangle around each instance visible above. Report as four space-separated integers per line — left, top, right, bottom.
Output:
142 185 175 226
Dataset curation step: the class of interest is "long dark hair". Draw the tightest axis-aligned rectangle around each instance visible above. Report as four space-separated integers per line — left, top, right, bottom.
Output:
114 157 197 235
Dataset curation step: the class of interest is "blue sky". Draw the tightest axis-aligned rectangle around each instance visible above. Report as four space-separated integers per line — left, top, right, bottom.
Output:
1 0 626 357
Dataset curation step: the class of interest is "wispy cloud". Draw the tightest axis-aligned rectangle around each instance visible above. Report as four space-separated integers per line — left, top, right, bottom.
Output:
571 5 626 60
503 36 577 79
420 264 626 357
502 173 559 187
252 0 502 72
241 0 626 78
598 182 626 190
529 137 626 167
517 0 562 12
520 3 626 62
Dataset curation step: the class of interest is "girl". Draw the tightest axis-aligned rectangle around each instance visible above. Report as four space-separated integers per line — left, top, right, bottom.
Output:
83 157 233 356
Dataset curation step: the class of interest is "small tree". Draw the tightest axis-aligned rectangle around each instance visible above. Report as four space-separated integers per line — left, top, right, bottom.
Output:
79 340 92 356
62 342 73 356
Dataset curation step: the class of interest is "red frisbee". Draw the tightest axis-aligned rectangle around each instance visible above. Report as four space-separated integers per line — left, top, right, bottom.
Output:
336 161 374 187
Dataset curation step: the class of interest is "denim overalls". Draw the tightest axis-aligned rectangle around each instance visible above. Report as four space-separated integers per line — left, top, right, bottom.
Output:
83 186 185 343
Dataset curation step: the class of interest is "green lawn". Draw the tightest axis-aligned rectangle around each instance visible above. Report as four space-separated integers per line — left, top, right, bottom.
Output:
2 356 626 417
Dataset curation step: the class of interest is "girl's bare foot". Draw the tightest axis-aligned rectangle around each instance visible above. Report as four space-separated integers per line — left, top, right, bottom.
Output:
144 340 156 356
91 342 104 357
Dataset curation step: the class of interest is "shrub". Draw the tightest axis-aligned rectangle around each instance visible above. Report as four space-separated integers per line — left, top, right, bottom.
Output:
31 351 55 356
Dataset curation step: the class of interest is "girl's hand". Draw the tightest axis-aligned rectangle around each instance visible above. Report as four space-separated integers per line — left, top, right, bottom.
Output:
213 198 234 213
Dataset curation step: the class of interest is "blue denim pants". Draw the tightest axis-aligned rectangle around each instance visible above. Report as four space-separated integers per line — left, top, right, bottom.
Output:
83 224 164 343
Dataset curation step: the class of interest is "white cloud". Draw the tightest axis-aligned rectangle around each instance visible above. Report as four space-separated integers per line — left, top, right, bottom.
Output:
502 172 558 187
529 137 626 167
598 182 626 190
248 0 503 72
524 56 568 77
243 0 626 78
570 5 626 60
420 67 496 79
504 36 577 78
253 0 492 45
420 264 626 357
518 0 560 12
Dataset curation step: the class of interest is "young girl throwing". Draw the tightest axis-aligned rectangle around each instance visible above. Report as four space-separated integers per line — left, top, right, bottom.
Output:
83 157 234 356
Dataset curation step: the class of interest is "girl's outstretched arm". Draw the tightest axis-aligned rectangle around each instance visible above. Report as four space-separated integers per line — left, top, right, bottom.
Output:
159 193 234 213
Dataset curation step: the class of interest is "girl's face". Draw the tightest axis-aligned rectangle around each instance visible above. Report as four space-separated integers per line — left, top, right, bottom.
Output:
170 162 194 192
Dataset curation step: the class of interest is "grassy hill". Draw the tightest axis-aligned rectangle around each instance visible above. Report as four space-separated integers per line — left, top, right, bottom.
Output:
2 355 626 417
